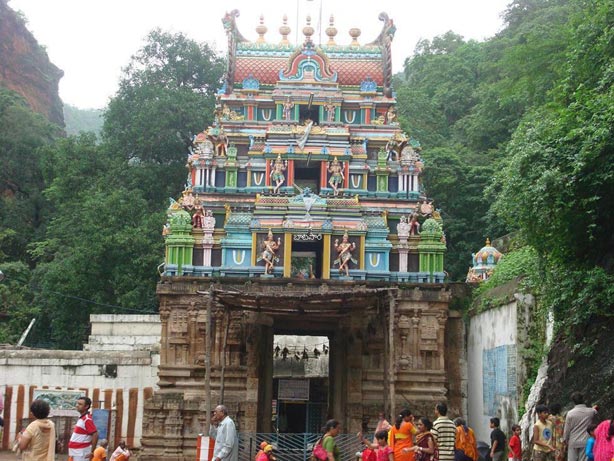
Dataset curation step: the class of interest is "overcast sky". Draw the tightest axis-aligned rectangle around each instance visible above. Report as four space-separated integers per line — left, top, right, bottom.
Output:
9 0 510 109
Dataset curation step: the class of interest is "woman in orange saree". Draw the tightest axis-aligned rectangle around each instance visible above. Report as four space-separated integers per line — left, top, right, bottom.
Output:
388 409 418 461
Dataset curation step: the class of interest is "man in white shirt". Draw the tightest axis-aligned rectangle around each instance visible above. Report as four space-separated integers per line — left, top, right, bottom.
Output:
210 405 238 461
563 392 598 461
432 402 457 461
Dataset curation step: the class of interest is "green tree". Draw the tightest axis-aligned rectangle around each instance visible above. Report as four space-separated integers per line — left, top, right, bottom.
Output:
29 135 163 349
0 89 60 262
490 0 614 332
63 104 103 137
0 261 36 345
103 29 224 165
102 29 225 208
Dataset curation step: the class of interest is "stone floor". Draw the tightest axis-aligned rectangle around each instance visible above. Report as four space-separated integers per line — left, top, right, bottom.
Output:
0 450 68 461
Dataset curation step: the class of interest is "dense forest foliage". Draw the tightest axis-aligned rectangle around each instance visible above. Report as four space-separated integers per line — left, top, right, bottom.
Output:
1 1 613 354
63 104 104 137
0 30 224 348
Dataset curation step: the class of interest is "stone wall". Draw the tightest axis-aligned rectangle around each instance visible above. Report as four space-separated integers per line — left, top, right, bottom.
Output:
141 278 463 461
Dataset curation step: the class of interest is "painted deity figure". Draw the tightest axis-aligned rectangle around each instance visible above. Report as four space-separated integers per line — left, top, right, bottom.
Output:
283 97 294 121
203 209 215 231
192 207 205 228
409 213 420 235
260 229 281 274
324 102 336 122
181 188 196 210
270 154 287 194
386 137 399 161
328 157 344 196
397 214 410 238
386 105 397 124
334 231 357 277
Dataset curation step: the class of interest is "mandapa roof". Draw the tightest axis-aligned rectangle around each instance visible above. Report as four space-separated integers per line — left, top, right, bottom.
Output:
234 46 385 87
223 10 395 90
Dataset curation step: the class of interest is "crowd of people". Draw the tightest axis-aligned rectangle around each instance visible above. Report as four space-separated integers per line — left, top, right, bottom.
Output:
313 393 613 461
12 395 131 461
13 394 607 461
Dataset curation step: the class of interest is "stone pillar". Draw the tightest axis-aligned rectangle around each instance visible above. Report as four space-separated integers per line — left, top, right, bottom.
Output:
202 210 215 267
376 148 389 195
225 145 238 192
397 216 410 272
346 317 364 433
159 304 170 371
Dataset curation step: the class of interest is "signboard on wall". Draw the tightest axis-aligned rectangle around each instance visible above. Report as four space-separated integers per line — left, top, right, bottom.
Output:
92 409 110 440
278 379 309 401
33 389 81 417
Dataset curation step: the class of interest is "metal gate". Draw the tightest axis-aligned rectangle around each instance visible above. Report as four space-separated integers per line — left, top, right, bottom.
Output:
239 433 363 461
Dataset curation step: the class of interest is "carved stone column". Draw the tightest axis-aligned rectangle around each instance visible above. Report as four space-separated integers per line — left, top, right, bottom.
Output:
159 303 171 367
203 210 215 266
397 314 411 370
397 216 410 272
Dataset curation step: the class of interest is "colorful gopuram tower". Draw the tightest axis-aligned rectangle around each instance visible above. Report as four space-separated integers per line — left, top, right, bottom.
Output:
164 11 446 282
142 11 460 461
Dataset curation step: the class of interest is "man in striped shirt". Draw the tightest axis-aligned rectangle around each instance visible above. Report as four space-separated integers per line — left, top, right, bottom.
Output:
432 402 457 461
68 396 98 461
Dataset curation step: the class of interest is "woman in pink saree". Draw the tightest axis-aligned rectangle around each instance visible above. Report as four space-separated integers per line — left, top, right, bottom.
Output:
593 416 614 461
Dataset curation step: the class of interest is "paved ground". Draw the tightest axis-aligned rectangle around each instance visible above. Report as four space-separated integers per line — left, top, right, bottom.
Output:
0 450 68 461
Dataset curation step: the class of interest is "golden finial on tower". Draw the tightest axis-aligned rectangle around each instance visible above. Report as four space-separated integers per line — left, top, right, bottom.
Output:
349 27 361 46
326 15 338 45
303 15 314 44
279 14 291 45
256 14 268 43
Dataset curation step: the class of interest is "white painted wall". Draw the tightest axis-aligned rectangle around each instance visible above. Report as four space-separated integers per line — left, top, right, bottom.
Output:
467 301 518 443
0 314 161 448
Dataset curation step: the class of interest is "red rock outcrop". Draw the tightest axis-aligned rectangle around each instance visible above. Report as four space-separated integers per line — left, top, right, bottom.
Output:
0 0 64 126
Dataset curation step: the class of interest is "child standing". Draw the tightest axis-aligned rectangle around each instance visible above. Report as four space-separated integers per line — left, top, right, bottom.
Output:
360 430 394 461
533 405 555 461
490 418 507 461
508 425 522 461
585 424 597 461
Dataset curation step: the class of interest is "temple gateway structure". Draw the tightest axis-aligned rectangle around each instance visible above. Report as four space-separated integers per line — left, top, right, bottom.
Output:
142 11 463 461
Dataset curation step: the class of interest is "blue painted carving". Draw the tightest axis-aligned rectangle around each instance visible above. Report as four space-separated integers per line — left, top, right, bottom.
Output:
264 143 272 154
279 59 338 82
242 74 260 90
360 77 377 92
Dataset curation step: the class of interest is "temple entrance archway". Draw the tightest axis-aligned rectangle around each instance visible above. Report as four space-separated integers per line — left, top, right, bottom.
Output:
272 334 330 433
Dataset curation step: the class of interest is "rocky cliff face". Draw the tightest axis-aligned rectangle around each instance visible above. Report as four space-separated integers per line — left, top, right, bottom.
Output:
0 0 64 126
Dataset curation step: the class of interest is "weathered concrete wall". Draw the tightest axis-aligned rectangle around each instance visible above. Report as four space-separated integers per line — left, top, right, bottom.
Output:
0 315 161 450
467 283 534 443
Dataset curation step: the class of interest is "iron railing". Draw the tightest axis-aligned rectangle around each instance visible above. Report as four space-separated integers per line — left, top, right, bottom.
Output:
239 433 364 461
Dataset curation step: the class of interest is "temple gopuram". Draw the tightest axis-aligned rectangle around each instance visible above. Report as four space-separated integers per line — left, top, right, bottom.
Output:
142 11 463 461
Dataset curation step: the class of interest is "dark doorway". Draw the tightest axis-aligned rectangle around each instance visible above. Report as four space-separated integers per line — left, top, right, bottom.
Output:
299 105 319 125
291 240 323 279
294 160 320 193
